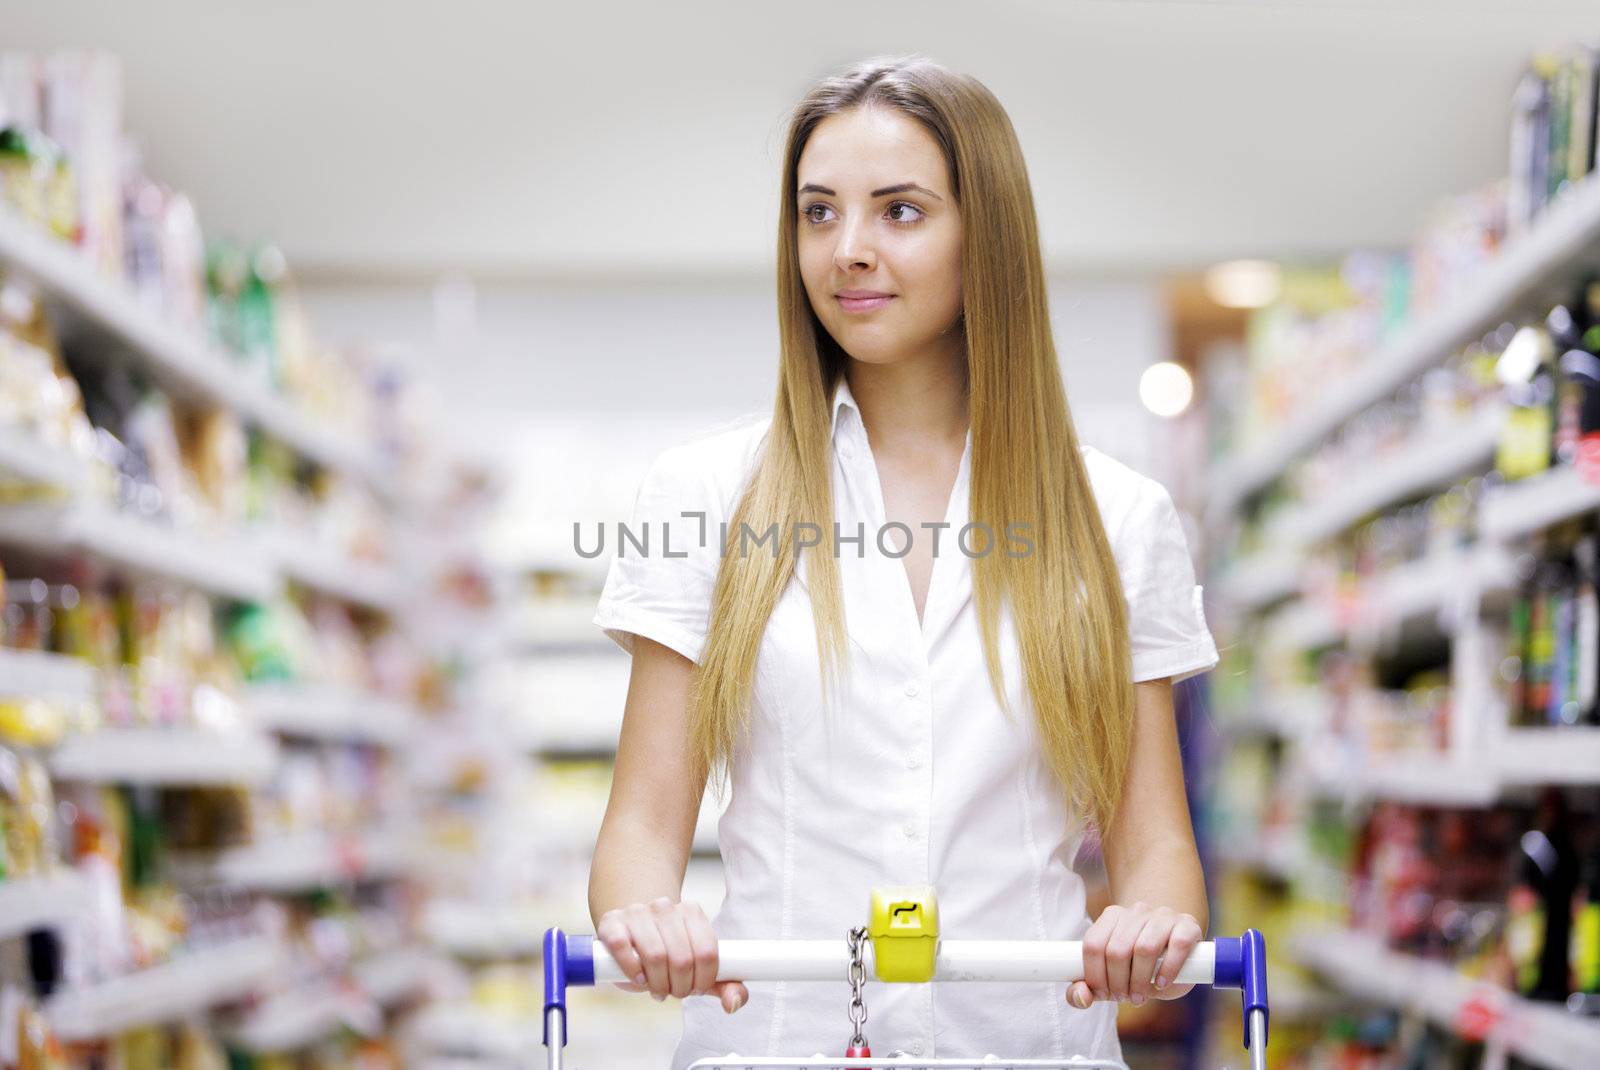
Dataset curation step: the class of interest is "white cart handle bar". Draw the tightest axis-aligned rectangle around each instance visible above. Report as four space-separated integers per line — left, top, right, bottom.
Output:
540 928 1269 1070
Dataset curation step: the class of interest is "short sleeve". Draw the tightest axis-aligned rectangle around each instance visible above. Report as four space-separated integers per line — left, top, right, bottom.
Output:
1120 478 1220 684
592 445 726 663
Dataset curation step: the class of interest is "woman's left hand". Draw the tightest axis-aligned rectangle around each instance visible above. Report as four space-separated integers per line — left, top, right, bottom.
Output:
1068 901 1203 1009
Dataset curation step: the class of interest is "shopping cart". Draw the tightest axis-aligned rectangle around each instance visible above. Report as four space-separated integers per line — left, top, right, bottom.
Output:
538 886 1269 1070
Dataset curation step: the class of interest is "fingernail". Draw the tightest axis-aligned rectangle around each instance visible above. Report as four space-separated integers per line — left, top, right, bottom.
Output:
652 992 665 1002
1131 994 1146 1006
635 973 648 986
1154 976 1168 990
1069 987 1088 1009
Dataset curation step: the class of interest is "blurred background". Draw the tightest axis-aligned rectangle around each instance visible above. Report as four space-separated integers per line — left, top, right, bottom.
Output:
1 2 1599 1068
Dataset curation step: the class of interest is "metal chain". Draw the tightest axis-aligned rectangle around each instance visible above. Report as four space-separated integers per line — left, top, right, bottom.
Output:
845 925 870 1048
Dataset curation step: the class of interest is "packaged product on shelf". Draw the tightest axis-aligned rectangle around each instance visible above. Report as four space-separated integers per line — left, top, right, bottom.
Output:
1508 45 1600 236
0 746 57 879
0 276 100 472
0 124 76 239
40 51 124 281
1573 824 1600 1001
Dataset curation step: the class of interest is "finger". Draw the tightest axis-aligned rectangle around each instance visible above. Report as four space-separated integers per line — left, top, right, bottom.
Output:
596 912 649 990
1103 902 1149 1002
1080 906 1118 1002
627 902 671 998
682 901 720 996
1128 907 1173 1004
715 980 749 1014
1066 980 1094 1010
1153 914 1204 993
652 897 697 999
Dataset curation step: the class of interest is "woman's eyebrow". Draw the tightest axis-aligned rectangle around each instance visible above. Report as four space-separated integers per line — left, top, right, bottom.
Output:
798 182 943 201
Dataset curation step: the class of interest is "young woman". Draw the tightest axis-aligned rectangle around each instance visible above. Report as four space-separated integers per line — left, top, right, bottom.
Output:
587 55 1218 1067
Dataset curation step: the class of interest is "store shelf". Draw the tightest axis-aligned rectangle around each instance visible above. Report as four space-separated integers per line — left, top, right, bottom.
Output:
248 682 417 747
230 981 376 1054
1215 688 1327 740
422 899 555 959
256 527 406 613
1479 464 1600 543
1290 927 1600 1069
0 425 94 491
0 208 388 491
0 647 99 703
354 945 448 1006
0 870 92 940
1208 173 1600 521
46 932 285 1041
1214 550 1302 613
1265 545 1517 654
1216 832 1303 882
409 1003 541 1061
519 597 612 651
1495 727 1600 787
0 500 278 602
48 727 280 787
1264 407 1503 549
171 827 412 891
1296 728 1600 805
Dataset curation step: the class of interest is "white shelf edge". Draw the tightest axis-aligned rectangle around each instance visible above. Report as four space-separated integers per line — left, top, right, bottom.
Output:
48 728 280 787
171 827 412 892
1209 173 1600 517
0 426 94 490
0 871 92 941
0 648 98 703
46 932 285 1041
1480 465 1600 543
1265 408 1503 550
247 682 417 746
0 209 388 491
1291 927 1600 1069
0 500 279 602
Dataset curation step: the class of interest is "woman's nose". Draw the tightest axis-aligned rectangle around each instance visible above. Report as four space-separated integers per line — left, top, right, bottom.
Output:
832 215 876 272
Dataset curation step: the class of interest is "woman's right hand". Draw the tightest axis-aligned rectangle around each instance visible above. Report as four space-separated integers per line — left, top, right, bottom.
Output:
595 896 748 1014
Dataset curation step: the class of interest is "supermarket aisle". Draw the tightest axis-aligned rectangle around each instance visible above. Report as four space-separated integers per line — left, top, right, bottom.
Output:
2 7 1600 1070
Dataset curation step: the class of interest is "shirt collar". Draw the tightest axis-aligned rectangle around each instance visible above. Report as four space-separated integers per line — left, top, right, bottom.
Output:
829 374 859 441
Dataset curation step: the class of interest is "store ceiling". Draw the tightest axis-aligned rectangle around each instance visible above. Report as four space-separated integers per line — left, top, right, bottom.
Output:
8 0 1599 281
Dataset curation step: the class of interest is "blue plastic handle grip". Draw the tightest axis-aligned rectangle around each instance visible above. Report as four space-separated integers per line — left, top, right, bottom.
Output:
1212 929 1270 1051
543 928 597 1047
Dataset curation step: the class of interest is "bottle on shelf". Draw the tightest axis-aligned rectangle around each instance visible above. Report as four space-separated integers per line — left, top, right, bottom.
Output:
1507 788 1579 1002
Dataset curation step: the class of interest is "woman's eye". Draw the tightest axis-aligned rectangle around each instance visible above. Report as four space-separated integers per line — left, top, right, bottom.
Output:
887 201 925 225
802 203 834 224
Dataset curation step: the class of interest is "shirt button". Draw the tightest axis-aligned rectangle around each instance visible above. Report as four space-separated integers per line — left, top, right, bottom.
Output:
904 682 920 698
909 1042 924 1056
902 820 917 838
906 753 921 769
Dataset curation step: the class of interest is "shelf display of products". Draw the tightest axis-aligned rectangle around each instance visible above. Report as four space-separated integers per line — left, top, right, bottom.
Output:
0 44 513 1069
0 50 378 442
1202 35 1600 1070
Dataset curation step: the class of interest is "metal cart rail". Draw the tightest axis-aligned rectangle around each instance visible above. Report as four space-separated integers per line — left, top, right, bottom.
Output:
539 925 1269 1070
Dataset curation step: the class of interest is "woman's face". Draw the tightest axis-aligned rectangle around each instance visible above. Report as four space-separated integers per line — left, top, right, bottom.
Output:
795 105 963 367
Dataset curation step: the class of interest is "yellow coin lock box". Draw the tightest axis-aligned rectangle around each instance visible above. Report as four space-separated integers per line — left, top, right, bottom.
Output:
868 885 940 982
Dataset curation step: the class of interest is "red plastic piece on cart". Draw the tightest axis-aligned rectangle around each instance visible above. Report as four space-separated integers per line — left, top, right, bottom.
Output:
844 1044 871 1058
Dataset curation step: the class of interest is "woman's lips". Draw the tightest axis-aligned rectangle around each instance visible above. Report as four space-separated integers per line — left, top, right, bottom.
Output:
837 294 894 313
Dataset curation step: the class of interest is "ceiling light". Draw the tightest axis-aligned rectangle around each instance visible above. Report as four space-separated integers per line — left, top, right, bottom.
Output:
1203 259 1281 309
1140 362 1194 418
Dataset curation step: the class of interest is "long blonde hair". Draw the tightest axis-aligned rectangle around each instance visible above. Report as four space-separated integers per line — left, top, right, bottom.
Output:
687 56 1136 835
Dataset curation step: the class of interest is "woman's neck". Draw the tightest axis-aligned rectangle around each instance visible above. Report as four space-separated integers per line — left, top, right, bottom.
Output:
844 344 969 456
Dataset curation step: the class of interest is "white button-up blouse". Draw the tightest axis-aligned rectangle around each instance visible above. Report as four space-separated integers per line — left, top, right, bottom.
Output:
592 374 1219 1067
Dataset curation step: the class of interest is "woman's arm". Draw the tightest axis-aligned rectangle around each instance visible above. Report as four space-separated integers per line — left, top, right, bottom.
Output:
1070 676 1208 1009
588 635 748 1013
